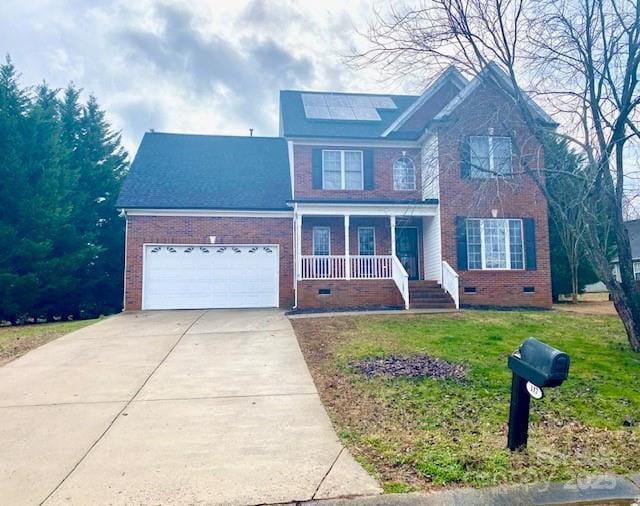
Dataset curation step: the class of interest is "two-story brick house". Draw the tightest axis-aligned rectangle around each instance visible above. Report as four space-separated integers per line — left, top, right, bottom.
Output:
117 63 555 311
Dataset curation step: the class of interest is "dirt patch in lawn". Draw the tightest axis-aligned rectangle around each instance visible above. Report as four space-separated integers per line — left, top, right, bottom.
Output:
0 319 97 366
350 354 468 381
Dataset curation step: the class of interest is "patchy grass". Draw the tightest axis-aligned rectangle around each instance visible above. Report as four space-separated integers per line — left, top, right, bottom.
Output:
0 319 98 366
291 310 640 492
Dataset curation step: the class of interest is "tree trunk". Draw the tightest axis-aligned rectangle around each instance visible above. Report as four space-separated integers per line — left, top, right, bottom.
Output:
610 286 640 352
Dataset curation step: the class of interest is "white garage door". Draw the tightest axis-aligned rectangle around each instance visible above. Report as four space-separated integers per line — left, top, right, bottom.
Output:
142 245 279 310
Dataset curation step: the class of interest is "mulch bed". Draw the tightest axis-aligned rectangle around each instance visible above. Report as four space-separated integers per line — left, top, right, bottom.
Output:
349 354 468 381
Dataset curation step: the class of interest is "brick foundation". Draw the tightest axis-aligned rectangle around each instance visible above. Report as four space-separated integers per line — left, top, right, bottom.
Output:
297 280 403 309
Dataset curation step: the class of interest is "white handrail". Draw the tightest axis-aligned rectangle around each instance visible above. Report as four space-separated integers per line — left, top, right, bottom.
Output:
442 260 460 309
300 255 394 280
350 255 393 279
392 256 410 310
300 255 346 279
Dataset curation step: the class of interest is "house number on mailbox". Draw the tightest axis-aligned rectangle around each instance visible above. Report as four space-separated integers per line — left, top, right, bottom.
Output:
526 381 544 400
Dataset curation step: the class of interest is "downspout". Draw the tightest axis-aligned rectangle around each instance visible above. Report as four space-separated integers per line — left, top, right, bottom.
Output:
121 209 128 312
293 203 298 309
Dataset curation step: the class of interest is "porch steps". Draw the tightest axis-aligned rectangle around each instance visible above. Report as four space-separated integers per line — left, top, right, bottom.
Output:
408 281 456 309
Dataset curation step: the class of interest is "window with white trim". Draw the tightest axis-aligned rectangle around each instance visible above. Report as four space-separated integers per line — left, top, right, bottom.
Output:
466 219 524 270
393 157 416 190
358 227 375 255
469 136 512 178
312 227 331 256
322 150 363 190
634 262 640 280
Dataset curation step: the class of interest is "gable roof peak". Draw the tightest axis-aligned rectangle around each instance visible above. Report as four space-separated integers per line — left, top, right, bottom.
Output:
381 65 469 137
434 61 558 126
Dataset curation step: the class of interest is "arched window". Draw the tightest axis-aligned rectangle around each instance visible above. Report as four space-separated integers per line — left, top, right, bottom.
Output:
393 156 416 190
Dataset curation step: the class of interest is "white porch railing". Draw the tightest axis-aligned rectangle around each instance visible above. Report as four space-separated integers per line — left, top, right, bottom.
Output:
300 255 346 279
300 255 394 280
350 255 393 279
391 256 410 310
442 260 460 309
300 254 410 309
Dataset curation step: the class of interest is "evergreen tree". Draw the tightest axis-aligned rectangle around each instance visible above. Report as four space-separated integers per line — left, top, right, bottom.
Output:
74 94 128 316
0 57 128 323
0 57 35 324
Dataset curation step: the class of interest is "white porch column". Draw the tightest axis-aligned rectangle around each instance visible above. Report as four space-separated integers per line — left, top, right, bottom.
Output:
296 212 302 280
390 215 396 257
344 215 350 280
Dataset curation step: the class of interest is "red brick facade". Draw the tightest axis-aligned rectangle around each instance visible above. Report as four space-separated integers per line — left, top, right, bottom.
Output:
122 79 553 311
297 280 403 309
124 215 294 310
436 81 552 308
293 145 422 201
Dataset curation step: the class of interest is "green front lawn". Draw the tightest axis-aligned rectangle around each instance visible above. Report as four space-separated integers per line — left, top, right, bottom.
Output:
292 310 640 492
0 319 98 366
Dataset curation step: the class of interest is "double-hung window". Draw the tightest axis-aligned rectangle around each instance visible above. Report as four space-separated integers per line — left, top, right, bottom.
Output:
393 157 416 190
322 150 363 190
466 219 524 270
469 136 512 178
312 227 331 256
358 227 375 255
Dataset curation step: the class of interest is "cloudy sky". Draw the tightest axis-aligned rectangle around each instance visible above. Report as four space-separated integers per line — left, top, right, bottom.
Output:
1 0 423 156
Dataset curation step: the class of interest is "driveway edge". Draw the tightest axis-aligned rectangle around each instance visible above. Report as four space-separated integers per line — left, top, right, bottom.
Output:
303 473 640 505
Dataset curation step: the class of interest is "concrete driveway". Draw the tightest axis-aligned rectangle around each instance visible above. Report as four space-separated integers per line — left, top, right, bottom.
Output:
0 309 380 505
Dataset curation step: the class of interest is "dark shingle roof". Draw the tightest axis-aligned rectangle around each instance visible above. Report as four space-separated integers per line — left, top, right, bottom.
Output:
117 133 292 210
279 90 419 140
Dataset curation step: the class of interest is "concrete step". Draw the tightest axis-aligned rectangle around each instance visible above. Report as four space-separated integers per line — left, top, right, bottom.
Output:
409 280 441 288
410 301 456 309
410 297 452 304
409 288 449 296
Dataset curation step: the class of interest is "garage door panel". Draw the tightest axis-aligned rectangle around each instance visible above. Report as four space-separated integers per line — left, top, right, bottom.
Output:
143 245 279 310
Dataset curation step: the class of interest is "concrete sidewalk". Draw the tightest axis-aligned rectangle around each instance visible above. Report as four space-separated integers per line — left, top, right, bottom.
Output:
0 309 380 505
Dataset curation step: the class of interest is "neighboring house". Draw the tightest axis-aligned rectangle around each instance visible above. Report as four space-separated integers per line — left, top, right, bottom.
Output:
612 219 640 281
117 63 555 311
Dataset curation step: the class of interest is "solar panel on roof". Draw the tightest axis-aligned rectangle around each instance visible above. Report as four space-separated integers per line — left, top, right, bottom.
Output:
369 96 397 109
301 94 327 107
347 95 373 108
301 93 396 121
303 105 331 119
325 95 351 107
352 108 381 121
328 106 357 120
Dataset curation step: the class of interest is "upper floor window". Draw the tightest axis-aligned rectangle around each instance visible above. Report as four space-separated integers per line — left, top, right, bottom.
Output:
358 227 376 255
469 136 512 178
322 150 363 190
312 227 331 255
393 156 416 190
466 218 524 270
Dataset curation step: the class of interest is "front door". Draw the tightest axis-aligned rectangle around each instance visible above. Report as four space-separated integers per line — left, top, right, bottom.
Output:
396 227 419 280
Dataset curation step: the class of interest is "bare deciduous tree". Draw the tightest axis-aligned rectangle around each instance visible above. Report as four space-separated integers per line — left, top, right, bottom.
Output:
353 0 640 351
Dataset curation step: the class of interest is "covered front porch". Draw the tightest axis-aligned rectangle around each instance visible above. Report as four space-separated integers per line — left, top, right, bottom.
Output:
292 201 459 310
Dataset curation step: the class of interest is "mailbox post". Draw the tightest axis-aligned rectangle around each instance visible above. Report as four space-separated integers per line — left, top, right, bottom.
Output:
507 338 570 451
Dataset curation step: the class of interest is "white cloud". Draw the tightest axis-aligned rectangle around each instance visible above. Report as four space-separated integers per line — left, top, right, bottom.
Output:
1 0 413 156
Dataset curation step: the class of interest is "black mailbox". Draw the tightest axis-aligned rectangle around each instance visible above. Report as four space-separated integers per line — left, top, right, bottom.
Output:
508 337 570 387
506 337 570 450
